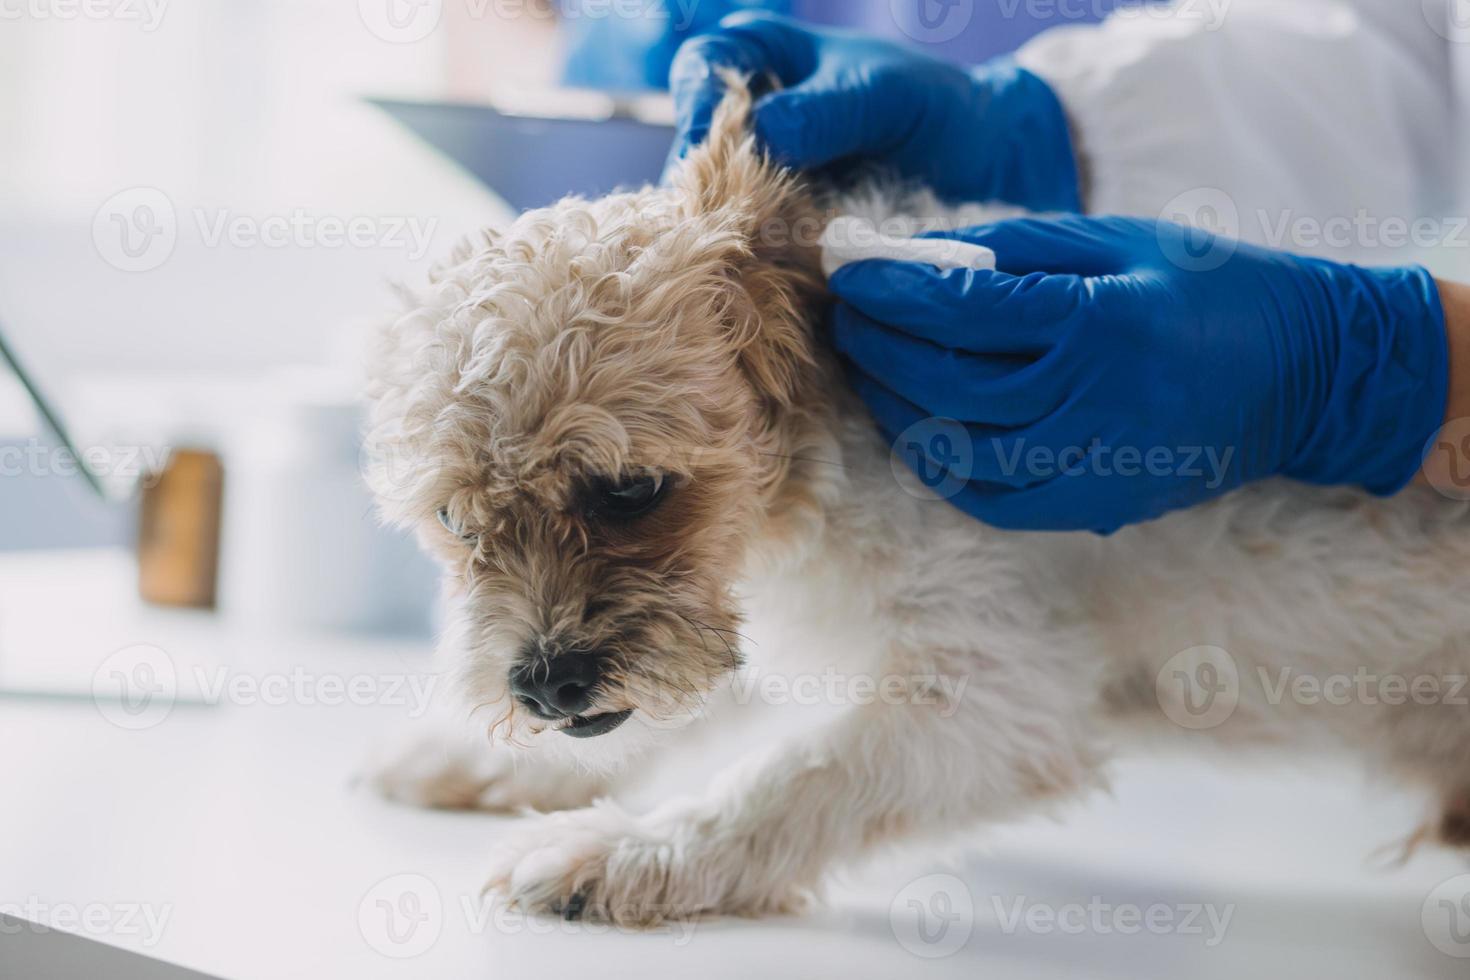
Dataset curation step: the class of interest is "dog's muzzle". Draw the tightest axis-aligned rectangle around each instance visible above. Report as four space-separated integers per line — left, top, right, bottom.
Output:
509 648 632 739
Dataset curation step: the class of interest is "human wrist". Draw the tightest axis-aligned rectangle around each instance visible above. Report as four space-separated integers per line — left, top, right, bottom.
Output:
1419 278 1470 494
967 59 1082 213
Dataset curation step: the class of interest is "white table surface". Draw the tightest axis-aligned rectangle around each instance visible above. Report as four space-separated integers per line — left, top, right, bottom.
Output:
1 549 1467 979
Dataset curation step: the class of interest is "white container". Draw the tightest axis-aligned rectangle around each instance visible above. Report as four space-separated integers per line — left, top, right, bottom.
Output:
217 368 437 635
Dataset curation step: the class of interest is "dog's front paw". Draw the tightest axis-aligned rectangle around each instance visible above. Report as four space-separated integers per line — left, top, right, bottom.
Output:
368 734 607 813
484 801 811 926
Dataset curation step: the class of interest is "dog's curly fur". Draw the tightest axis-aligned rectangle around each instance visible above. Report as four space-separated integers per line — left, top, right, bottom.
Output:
366 81 1470 925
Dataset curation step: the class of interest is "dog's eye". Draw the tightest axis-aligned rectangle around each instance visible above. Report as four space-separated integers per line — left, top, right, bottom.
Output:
437 508 477 542
591 474 667 521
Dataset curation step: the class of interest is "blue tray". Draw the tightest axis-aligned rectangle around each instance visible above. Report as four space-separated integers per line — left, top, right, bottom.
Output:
370 96 674 213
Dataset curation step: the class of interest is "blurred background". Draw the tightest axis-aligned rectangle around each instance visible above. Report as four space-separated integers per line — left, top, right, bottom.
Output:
0 0 1124 636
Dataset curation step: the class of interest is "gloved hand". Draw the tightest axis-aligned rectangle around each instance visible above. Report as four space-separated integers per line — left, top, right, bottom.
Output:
831 216 1449 533
666 12 1081 212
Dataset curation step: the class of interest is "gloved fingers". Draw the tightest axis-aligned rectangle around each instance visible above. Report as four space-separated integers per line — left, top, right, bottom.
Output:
665 12 813 171
829 260 1087 354
919 217 1131 277
833 304 1070 427
752 64 892 171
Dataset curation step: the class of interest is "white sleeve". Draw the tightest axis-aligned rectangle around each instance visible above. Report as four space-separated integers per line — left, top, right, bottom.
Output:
1016 0 1459 259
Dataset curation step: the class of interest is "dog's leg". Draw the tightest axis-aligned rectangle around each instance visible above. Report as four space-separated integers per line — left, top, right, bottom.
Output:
482 643 1104 924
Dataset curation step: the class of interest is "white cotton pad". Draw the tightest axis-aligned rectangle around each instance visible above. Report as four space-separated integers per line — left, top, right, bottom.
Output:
819 215 998 279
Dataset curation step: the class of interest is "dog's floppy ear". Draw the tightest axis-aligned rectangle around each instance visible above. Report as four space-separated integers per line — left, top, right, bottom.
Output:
670 73 826 410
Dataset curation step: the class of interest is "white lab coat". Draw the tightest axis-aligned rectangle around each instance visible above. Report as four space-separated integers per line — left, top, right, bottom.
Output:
1016 0 1465 275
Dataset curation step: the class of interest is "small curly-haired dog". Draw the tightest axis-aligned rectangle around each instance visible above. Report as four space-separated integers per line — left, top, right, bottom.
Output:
365 81 1470 925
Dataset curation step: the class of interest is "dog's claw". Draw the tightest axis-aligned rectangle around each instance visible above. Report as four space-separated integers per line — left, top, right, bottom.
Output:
557 891 588 921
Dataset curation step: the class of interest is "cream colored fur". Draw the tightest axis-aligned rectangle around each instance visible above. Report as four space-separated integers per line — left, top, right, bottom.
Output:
365 82 1470 925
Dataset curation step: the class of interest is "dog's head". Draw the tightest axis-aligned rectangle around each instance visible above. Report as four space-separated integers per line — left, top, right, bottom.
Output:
365 83 830 766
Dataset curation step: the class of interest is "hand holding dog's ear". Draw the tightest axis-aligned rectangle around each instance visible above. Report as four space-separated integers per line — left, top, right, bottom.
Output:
830 216 1449 533
666 12 1081 213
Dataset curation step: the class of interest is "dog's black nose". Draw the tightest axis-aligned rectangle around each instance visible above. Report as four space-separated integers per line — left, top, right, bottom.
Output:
509 652 602 719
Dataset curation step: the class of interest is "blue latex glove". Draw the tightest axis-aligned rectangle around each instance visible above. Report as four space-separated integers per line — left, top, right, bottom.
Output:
831 216 1449 533
666 12 1081 212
